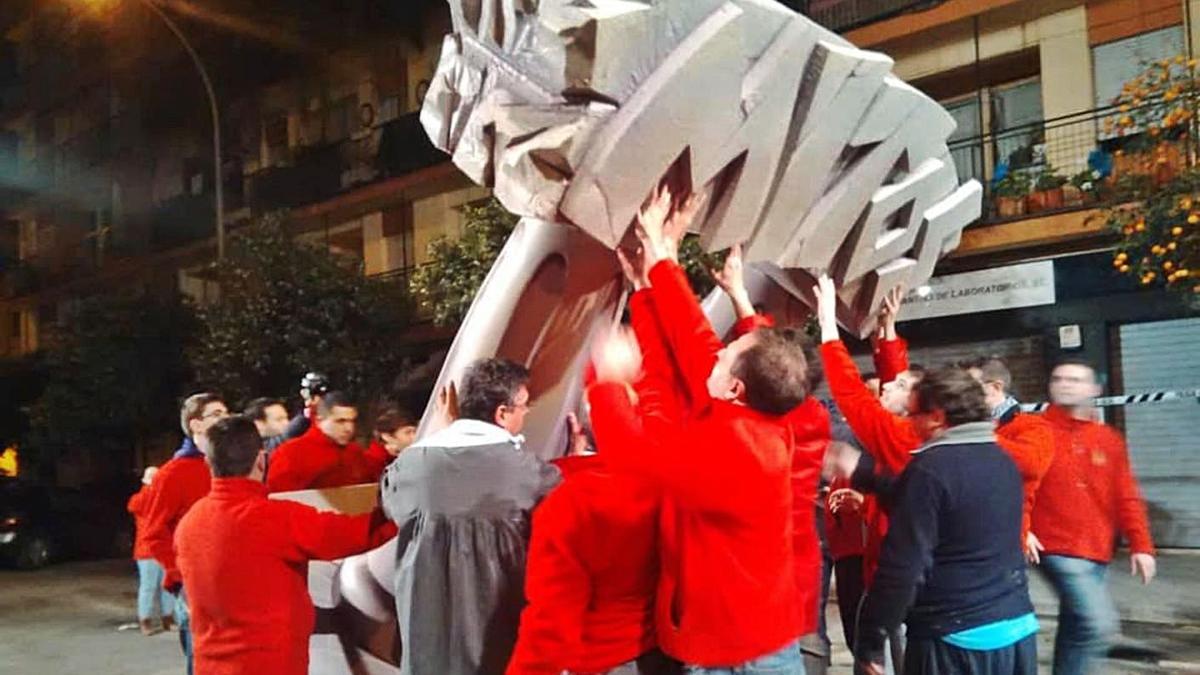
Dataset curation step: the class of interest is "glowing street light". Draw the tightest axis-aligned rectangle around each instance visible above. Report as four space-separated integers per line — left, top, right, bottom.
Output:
79 0 226 260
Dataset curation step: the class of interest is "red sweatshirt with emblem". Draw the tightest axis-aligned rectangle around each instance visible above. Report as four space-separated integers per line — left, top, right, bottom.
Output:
587 260 799 667
266 425 386 493
127 484 156 560
175 478 396 675
142 454 211 589
506 455 660 675
1031 405 1154 562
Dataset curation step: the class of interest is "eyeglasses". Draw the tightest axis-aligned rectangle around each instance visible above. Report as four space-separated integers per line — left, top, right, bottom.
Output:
200 409 229 420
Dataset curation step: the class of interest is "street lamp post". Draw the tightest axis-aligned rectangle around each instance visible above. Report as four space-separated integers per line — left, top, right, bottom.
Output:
132 0 225 259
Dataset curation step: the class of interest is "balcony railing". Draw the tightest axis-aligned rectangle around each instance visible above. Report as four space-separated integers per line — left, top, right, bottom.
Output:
245 111 445 212
947 101 1196 224
804 0 942 33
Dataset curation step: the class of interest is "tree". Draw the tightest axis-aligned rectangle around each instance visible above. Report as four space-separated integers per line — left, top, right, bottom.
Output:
411 197 724 327
190 212 415 407
1101 55 1199 298
24 290 196 476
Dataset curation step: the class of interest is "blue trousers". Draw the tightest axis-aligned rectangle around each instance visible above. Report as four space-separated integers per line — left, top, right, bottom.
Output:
685 640 807 675
135 558 175 621
175 587 194 675
1039 555 1119 675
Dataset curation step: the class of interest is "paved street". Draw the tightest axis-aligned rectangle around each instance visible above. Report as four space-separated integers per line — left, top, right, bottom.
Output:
1 554 1199 674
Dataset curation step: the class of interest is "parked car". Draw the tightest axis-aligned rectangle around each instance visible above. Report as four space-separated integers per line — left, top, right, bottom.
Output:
0 477 134 569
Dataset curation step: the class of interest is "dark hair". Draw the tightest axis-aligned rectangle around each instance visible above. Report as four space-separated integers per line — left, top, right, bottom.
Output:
777 327 824 392
1052 357 1097 376
732 327 811 415
375 406 417 439
243 397 285 422
207 416 264 478
961 356 1012 391
459 358 531 423
180 392 224 436
317 391 356 418
915 367 990 427
861 371 879 382
907 363 927 379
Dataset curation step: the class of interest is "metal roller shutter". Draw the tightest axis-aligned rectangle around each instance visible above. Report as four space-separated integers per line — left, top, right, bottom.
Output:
1118 317 1200 548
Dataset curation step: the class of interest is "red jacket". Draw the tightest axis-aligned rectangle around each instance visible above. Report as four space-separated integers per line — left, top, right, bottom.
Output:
996 411 1056 540
266 425 386 493
127 485 155 560
507 455 660 675
142 453 211 589
1031 405 1155 562
175 478 396 675
824 476 868 561
587 260 800 666
732 315 830 638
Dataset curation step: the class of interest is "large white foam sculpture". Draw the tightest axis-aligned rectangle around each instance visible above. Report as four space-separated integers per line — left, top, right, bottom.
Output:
308 3 982 673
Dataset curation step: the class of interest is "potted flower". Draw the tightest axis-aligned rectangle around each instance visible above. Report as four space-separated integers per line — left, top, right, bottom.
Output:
1028 165 1068 212
1066 169 1102 206
992 171 1031 218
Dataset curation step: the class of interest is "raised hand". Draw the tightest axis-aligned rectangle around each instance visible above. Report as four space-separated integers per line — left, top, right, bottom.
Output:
813 273 840 344
880 284 904 341
635 184 675 264
710 243 754 319
664 190 709 249
829 488 865 514
591 325 643 385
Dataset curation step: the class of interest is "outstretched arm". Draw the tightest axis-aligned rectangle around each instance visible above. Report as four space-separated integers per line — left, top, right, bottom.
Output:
816 275 922 475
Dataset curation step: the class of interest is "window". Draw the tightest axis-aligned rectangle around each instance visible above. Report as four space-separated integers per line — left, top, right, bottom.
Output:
943 77 1045 183
263 112 288 149
1093 26 1186 108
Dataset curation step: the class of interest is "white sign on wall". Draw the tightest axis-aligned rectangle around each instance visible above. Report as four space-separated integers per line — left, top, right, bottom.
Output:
898 260 1056 322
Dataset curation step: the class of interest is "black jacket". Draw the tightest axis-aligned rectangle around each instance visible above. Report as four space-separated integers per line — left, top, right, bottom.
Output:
856 422 1033 662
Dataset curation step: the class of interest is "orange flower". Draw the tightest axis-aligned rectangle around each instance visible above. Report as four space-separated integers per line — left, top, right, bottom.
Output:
1168 242 1178 251
1178 269 1191 278
1164 261 1175 271
1172 226 1184 236
1120 264 1131 273
1190 213 1200 224
1135 221 1147 232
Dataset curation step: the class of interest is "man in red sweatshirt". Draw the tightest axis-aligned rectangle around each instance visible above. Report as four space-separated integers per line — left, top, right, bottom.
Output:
128 466 174 635
1031 359 1156 675
587 186 815 674
267 391 389 493
142 392 228 675
711 244 833 673
175 415 397 675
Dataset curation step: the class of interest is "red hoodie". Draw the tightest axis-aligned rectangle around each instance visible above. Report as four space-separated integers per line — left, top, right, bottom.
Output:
506 455 660 675
266 425 385 493
1031 405 1154 562
175 478 396 675
587 260 800 667
142 453 211 589
127 484 156 560
824 476 868 561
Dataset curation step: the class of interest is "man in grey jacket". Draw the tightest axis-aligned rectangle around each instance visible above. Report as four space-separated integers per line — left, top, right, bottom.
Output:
381 358 561 675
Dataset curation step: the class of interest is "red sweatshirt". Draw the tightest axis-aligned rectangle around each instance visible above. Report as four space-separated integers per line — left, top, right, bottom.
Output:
507 455 659 675
142 454 211 589
266 425 384 493
824 476 868 561
587 260 799 667
996 412 1055 540
175 478 396 675
127 485 155 560
1031 405 1155 562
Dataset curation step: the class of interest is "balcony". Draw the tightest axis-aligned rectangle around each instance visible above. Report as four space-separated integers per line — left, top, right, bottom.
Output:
803 0 942 33
245 111 445 212
947 101 1195 226
147 193 216 250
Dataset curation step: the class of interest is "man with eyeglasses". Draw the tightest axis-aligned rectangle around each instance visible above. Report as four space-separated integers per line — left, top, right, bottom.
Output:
961 356 1055 564
141 392 228 675
381 357 561 675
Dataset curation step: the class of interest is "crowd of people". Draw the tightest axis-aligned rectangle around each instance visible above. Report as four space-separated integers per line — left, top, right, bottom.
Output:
125 183 1157 675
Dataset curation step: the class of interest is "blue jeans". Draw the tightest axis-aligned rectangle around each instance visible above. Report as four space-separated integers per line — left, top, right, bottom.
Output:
685 640 806 675
175 587 194 675
1040 555 1119 675
136 559 175 621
